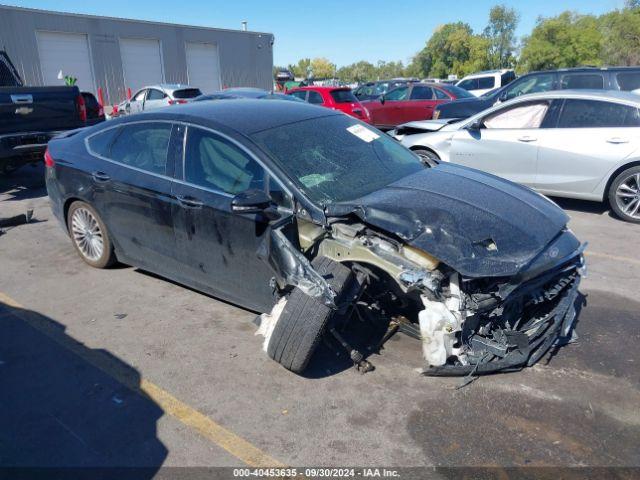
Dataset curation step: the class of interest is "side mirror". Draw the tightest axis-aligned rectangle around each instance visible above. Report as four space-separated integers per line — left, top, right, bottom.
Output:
379 95 386 105
231 189 273 214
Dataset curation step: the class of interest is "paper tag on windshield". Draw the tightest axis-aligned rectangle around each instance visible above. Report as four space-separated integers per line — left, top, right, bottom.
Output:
347 124 379 143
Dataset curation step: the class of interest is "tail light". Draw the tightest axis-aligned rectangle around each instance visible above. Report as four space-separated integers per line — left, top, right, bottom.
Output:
44 148 55 168
76 93 87 122
168 99 187 105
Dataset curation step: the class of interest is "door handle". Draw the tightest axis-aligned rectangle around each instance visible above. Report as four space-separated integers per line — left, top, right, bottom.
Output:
607 137 629 144
176 195 203 209
91 171 110 182
517 136 537 142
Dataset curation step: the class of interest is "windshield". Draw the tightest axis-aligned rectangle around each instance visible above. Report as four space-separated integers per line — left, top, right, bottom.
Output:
441 85 475 99
251 115 424 205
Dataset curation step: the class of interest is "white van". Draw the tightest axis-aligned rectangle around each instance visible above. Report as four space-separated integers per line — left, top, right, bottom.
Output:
456 69 516 97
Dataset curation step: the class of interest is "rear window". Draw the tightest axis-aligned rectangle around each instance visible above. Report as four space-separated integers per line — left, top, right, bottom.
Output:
173 88 202 99
441 85 475 99
561 74 604 90
330 89 357 103
558 99 640 128
617 72 640 91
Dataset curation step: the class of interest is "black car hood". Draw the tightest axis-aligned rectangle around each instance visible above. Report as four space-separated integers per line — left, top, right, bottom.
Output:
326 163 574 278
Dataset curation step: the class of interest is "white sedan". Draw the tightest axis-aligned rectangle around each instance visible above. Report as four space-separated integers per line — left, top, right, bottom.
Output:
394 90 640 223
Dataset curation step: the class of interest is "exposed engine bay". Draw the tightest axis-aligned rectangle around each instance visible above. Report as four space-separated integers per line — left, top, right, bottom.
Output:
258 213 584 379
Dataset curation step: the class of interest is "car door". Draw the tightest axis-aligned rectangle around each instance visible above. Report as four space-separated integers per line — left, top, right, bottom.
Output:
171 125 285 312
401 85 438 123
127 89 147 114
143 88 168 110
369 86 408 128
448 99 553 186
536 98 640 198
84 121 179 272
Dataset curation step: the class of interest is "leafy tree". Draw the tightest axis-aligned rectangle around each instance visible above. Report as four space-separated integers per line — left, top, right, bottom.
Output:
287 58 311 78
484 4 519 68
600 8 640 66
336 61 377 83
310 57 337 79
519 12 603 72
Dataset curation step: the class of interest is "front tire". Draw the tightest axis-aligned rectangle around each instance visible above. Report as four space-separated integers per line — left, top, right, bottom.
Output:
608 166 640 223
413 148 440 168
67 201 116 268
267 257 355 374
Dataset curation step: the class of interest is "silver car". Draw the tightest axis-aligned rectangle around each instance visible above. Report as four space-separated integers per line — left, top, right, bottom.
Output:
395 90 640 223
124 84 202 114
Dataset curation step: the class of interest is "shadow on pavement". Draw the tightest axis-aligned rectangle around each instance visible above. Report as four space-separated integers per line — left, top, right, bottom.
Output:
0 300 168 478
0 163 47 202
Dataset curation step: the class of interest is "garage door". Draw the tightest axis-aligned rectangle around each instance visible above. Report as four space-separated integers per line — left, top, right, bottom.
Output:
120 38 164 93
186 42 221 93
36 31 95 92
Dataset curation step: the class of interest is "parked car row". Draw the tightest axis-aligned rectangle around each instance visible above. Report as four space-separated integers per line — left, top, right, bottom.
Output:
393 90 640 223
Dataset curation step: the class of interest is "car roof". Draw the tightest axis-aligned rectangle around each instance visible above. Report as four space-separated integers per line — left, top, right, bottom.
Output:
527 66 640 76
129 98 340 134
506 89 640 104
144 84 198 93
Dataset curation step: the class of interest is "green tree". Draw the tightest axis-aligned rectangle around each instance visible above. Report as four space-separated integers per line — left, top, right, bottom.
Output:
519 12 603 72
484 4 519 68
336 61 377 83
600 8 640 66
288 58 311 78
310 57 337 79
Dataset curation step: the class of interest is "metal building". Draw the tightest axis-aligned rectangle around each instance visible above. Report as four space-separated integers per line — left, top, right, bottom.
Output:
0 4 274 104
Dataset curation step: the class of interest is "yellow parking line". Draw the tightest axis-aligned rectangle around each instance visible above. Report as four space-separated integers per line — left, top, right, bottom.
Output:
586 251 640 267
0 291 284 468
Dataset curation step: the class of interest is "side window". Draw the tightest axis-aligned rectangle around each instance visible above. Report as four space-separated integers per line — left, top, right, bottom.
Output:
558 99 640 128
434 88 450 100
410 86 434 100
457 78 478 91
616 72 640 91
501 71 516 85
482 101 550 129
385 86 408 101
478 76 496 89
146 89 167 100
185 127 264 194
504 74 554 100
109 123 172 175
561 74 604 90
289 91 307 101
87 127 121 157
133 89 147 102
308 91 324 104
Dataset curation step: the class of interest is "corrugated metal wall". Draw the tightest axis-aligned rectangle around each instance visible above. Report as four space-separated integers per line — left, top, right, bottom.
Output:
0 5 274 104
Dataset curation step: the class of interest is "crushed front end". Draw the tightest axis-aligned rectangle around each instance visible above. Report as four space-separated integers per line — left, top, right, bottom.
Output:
420 251 584 377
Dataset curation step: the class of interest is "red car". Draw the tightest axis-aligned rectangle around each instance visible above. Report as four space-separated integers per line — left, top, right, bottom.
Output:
362 83 474 130
287 86 372 123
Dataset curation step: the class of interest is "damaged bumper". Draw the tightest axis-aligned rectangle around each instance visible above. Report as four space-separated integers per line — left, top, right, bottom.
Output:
422 251 584 377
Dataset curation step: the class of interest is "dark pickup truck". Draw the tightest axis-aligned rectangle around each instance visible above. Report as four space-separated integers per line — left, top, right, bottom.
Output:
0 50 87 174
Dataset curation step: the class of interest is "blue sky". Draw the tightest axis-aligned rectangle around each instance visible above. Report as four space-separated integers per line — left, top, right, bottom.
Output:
7 0 624 67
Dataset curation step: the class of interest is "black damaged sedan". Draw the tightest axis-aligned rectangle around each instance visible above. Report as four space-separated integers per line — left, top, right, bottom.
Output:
46 100 585 376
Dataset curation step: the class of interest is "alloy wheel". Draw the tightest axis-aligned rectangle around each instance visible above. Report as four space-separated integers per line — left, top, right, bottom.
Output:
71 207 104 261
615 173 640 220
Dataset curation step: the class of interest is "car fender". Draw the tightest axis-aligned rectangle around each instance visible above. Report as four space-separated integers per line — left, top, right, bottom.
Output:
401 131 453 163
593 156 640 200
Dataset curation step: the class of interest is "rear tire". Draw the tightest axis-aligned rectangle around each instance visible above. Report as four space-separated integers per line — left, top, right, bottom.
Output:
413 148 440 168
67 201 116 268
608 166 640 223
267 256 355 374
